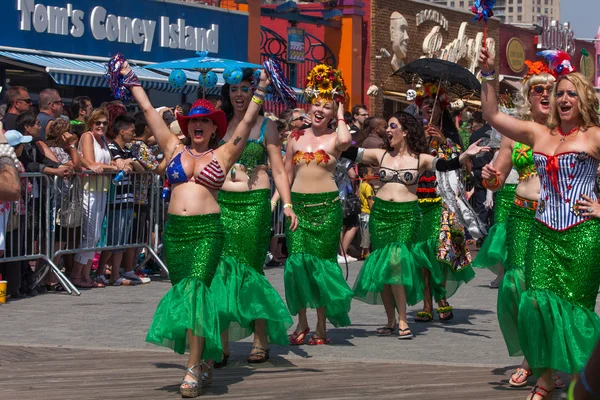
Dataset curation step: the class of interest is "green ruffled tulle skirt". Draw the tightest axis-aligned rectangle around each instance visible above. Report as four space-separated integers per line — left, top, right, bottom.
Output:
414 200 474 301
473 184 517 274
212 189 293 345
353 199 423 306
146 214 223 360
496 202 534 357
518 219 600 375
284 191 353 327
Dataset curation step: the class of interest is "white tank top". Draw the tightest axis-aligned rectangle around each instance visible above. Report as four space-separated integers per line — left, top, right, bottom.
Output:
80 132 111 192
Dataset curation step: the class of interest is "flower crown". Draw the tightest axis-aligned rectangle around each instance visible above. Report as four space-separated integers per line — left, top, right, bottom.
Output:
304 64 347 104
522 60 554 83
415 83 450 108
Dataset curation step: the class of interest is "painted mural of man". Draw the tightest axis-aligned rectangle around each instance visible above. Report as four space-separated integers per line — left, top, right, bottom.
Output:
390 12 409 71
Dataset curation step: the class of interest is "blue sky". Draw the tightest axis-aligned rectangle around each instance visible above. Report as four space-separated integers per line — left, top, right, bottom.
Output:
561 0 600 39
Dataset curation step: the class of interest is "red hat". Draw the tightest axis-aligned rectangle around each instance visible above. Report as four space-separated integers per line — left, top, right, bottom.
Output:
176 99 227 141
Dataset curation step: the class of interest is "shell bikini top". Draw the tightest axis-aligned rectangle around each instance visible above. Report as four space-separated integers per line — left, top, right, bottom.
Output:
378 151 420 186
220 118 268 172
512 142 537 180
165 147 225 190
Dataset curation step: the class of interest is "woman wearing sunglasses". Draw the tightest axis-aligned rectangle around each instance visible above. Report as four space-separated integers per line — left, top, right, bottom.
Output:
480 48 600 400
210 69 298 365
474 59 560 390
72 108 121 288
345 112 488 339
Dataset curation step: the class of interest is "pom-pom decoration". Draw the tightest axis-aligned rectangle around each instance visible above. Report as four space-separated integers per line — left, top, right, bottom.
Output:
537 50 576 78
222 66 234 82
168 69 187 90
263 59 297 108
226 69 243 85
203 71 218 88
105 53 141 101
303 64 347 105
522 60 555 83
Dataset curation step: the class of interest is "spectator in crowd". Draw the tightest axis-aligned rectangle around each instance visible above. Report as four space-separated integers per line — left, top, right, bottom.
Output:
72 107 120 288
358 165 374 260
0 130 22 201
2 86 31 131
336 157 360 262
180 102 192 116
37 89 64 141
360 117 388 149
70 96 92 137
97 115 145 286
349 104 369 137
469 111 494 241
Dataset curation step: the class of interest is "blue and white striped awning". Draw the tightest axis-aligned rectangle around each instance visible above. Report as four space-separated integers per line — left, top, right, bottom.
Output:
0 51 200 94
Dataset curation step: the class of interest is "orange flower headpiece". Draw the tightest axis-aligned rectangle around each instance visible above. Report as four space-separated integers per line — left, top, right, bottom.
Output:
304 64 347 104
415 83 450 108
522 60 554 83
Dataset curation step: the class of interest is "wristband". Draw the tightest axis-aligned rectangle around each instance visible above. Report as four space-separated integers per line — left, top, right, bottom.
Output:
337 118 346 123
256 85 268 93
482 176 500 189
283 203 293 209
480 70 497 82
252 96 264 105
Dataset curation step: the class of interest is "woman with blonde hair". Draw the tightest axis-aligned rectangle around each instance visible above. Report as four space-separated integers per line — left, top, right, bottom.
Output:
479 48 600 400
72 107 120 288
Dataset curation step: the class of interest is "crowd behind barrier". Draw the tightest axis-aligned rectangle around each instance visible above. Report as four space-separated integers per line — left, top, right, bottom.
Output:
0 170 290 297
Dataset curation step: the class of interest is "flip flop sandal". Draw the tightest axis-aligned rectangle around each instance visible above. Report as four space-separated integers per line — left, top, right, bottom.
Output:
247 346 270 364
415 311 433 322
528 385 554 400
509 367 533 387
398 328 414 340
288 327 310 345
376 326 395 336
307 336 331 345
436 305 454 322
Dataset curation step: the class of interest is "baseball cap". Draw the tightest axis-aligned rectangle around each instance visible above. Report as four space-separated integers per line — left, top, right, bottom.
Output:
5 130 33 147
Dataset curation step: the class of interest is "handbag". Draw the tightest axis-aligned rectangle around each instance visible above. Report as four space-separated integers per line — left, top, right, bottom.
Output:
342 192 361 218
56 177 83 228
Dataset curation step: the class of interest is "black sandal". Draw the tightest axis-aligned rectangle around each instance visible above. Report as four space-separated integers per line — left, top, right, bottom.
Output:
436 303 454 322
375 326 395 336
415 311 433 322
214 352 230 369
247 346 270 364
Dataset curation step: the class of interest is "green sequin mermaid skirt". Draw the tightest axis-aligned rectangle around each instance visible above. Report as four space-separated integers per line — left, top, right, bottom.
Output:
473 184 517 275
497 201 534 357
211 189 293 345
353 199 423 306
413 200 475 301
518 219 600 375
146 214 223 360
284 191 353 327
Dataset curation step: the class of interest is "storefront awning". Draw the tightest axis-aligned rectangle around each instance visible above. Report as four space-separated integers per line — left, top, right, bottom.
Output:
499 75 523 92
0 51 200 95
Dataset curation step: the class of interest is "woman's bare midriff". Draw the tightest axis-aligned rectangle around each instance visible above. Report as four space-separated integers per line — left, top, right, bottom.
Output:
221 165 271 192
167 182 221 216
515 176 541 201
375 182 418 203
291 158 338 194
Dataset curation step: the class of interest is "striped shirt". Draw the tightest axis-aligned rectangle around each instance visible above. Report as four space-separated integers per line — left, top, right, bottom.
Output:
534 152 599 230
108 141 136 207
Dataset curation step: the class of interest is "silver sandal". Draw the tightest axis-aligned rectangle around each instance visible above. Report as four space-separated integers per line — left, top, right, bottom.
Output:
180 361 213 398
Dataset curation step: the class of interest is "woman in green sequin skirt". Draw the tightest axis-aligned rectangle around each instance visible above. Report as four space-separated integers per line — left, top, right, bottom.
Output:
344 112 487 338
126 61 272 397
211 70 297 365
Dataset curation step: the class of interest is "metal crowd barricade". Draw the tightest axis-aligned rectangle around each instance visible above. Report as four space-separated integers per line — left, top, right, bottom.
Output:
49 171 168 295
0 173 78 295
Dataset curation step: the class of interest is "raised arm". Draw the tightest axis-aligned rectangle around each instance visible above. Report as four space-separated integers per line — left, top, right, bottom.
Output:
265 120 298 231
120 62 180 163
479 48 541 147
335 102 352 151
217 71 271 171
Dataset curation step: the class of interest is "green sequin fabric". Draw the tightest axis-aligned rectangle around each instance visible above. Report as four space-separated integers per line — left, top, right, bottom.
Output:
146 213 223 360
473 184 517 274
284 191 353 327
518 219 600 375
236 140 268 171
353 199 424 306
496 202 535 357
211 189 293 345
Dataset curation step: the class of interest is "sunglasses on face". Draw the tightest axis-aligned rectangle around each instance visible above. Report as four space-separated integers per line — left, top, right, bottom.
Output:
358 113 369 117
291 115 306 122
555 90 578 98
530 85 552 95
94 120 108 127
17 98 32 104
230 87 251 93
52 100 64 106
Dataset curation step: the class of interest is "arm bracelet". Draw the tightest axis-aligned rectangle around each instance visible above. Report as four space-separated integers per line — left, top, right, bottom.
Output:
482 176 500 189
283 203 293 209
256 85 269 93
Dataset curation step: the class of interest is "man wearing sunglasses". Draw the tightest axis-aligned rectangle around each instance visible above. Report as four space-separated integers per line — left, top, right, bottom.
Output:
37 89 64 141
2 86 31 131
350 104 369 138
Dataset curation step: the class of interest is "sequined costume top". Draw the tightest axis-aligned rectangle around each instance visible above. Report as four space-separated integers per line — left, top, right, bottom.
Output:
534 152 599 230
219 118 268 174
165 148 225 190
512 142 537 180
